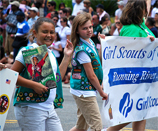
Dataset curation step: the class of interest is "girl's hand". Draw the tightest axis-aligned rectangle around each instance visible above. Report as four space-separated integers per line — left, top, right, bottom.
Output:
100 91 108 100
33 83 48 94
98 32 106 42
0 63 7 71
64 39 74 58
147 35 155 41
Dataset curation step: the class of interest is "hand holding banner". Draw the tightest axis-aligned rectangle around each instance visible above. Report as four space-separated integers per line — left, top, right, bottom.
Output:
101 36 158 128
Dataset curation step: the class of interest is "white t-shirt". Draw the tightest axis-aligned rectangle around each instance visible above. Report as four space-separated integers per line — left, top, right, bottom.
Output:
49 41 62 58
151 7 158 18
15 43 57 111
70 38 98 97
58 26 71 48
115 8 122 19
71 1 85 16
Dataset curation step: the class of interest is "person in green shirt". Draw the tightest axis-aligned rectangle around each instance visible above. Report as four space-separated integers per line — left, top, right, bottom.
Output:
106 0 155 131
91 14 102 45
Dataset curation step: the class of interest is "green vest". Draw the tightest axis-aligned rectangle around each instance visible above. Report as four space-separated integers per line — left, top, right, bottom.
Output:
13 46 64 109
70 39 103 91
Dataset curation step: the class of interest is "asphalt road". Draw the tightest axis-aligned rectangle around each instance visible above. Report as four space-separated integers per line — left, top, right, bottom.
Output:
3 84 158 131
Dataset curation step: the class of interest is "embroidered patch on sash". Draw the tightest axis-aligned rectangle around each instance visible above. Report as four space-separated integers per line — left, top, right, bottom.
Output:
24 92 28 97
75 46 84 51
18 92 23 97
73 66 81 73
41 98 45 102
81 86 84 90
59 98 63 102
72 73 81 79
31 98 35 101
54 98 58 103
16 97 20 102
36 98 40 102
71 59 77 66
85 86 89 90
39 94 43 97
26 97 30 101
89 86 92 90
90 53 95 58
56 73 61 82
29 93 33 97
21 97 24 101
86 47 91 53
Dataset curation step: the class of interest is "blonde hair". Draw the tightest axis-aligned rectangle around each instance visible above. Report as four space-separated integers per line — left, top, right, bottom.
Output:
70 13 92 48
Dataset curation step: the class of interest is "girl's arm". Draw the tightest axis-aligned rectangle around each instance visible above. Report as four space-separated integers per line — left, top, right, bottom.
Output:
0 63 7 71
52 44 62 52
83 62 108 100
59 40 73 79
11 61 48 94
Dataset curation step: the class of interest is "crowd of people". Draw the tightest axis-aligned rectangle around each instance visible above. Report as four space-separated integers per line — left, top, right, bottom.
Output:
0 0 157 131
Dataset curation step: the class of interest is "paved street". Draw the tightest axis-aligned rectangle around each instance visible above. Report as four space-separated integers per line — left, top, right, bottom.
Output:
3 83 158 131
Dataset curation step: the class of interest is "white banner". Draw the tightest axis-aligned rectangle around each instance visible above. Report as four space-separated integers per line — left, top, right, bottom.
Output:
101 36 158 128
0 69 18 131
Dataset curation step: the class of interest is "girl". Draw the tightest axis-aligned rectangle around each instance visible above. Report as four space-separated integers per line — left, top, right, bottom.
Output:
106 0 155 131
83 0 93 15
69 13 108 131
49 32 62 64
100 14 111 36
58 16 71 83
11 17 73 131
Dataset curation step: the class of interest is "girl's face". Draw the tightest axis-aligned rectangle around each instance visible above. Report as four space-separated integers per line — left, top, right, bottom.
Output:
77 20 93 42
60 18 66 27
33 22 55 47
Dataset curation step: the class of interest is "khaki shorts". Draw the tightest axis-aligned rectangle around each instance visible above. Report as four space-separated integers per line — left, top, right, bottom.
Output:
73 95 102 131
5 33 14 55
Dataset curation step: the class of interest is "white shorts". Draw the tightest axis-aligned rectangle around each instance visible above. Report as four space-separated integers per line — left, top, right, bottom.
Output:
14 105 63 131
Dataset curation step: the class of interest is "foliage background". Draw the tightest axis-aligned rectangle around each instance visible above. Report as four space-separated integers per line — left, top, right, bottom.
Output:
53 0 118 17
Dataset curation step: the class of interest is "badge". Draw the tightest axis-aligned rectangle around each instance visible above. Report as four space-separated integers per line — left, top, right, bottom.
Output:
75 46 84 51
81 81 84 85
71 59 77 66
90 53 95 58
39 94 43 97
81 86 84 90
29 93 33 97
18 92 23 97
54 98 58 103
16 97 20 102
24 92 28 97
44 93 48 98
21 97 24 101
72 73 81 79
56 73 61 82
81 77 85 81
74 66 81 73
36 98 40 102
85 86 89 90
34 93 38 97
86 47 91 53
31 98 35 102
57 103 61 107
26 97 30 101
59 98 63 103
89 86 92 90
41 98 45 102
